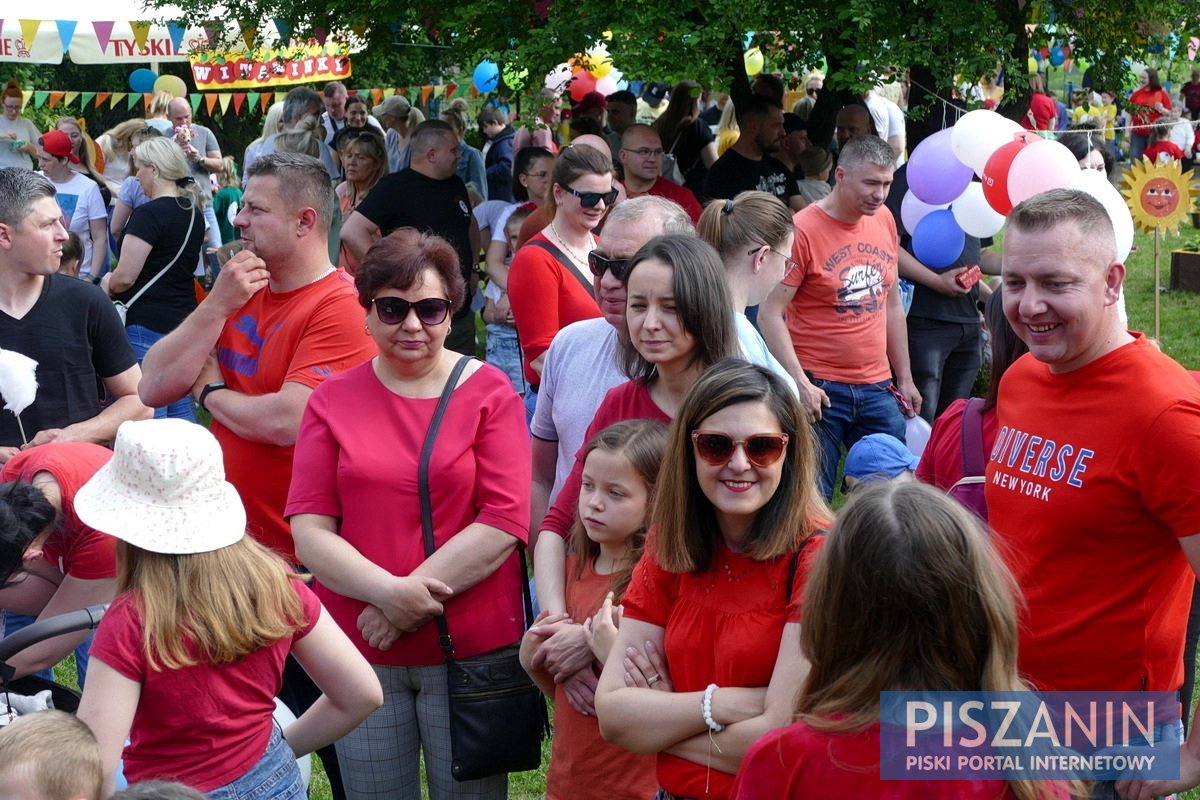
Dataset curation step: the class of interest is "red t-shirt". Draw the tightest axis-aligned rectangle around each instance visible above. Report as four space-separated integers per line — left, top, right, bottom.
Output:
785 203 899 384
543 381 670 538
624 177 704 223
1 442 114 579
1022 93 1058 132
89 581 321 792
286 360 530 665
508 232 602 385
1129 87 1173 135
732 721 1015 799
1143 140 1185 164
213 269 375 563
915 398 999 492
546 554 657 800
621 533 825 800
986 336 1200 691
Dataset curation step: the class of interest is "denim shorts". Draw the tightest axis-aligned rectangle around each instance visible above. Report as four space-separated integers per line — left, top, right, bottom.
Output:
204 726 304 800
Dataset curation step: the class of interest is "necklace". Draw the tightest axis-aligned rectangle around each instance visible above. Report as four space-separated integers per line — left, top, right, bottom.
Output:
545 221 591 267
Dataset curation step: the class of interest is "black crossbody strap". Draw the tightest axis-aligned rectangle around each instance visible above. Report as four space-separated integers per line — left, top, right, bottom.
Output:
418 356 534 663
525 239 595 299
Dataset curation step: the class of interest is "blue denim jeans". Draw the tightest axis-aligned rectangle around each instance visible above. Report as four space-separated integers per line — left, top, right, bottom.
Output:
811 377 906 499
485 324 526 396
1 610 93 686
126 325 197 422
205 726 305 800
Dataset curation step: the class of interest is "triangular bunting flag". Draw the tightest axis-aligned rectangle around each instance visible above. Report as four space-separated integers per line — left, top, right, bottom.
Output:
470 85 479 99
92 21 115 53
420 85 433 105
217 93 232 114
47 92 65 110
87 92 102 108
273 18 290 41
64 91 79 108
381 88 394 99
130 21 152 51
454 84 468 98
370 88 383 104
167 22 186 53
19 20 42 47
259 93 273 112
204 94 218 114
189 93 202 115
22 90 32 108
202 22 221 48
247 91 260 112
33 91 48 109
240 21 256 51
109 92 126 109
232 93 246 114
126 92 141 110
137 93 150 111
444 83 458 99
55 20 77 51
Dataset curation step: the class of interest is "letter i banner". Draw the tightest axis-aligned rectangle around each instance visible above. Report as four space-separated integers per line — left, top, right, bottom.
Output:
879 691 1182 781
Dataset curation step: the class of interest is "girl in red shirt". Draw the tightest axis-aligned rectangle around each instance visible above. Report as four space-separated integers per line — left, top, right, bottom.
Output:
521 419 667 800
1129 67 1173 162
732 481 1063 800
595 360 830 800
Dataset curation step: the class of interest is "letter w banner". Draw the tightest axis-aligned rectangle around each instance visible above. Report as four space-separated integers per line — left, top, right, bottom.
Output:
879 691 1181 781
190 42 351 90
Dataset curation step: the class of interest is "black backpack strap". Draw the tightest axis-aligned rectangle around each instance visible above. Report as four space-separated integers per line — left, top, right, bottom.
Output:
959 398 986 479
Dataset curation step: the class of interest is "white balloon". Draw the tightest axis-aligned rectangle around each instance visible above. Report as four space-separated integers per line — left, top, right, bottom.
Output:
951 182 1006 238
544 62 572 93
1068 169 1134 262
951 109 1026 175
900 190 948 236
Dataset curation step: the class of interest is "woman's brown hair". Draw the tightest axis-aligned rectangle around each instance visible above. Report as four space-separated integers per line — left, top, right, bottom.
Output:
2 80 23 102
653 80 702 149
652 359 829 572
569 420 668 600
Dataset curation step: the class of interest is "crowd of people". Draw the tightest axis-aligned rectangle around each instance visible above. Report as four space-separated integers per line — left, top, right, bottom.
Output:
0 65 1197 800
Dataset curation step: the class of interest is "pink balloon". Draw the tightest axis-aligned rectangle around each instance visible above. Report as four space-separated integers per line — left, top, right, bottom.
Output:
1007 139 1083 208
594 76 619 95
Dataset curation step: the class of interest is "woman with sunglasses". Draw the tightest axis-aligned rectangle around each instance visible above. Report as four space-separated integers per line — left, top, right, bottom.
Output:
594 358 829 800
287 227 530 800
697 191 799 396
508 144 616 388
533 235 739 667
334 128 387 271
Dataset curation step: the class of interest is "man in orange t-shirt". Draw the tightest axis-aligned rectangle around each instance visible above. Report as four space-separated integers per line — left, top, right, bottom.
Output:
760 134 920 499
987 188 1200 800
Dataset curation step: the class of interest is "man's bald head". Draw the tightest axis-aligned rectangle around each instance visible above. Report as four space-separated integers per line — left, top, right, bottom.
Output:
836 104 873 149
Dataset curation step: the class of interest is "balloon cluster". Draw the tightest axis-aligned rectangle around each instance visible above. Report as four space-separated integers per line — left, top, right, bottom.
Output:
129 69 188 98
902 109 1133 267
529 43 626 101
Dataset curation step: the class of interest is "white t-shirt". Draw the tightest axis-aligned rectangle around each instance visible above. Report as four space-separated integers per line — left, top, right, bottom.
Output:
531 318 624 502
42 171 107 277
472 199 517 243
735 312 799 397
0 117 39 170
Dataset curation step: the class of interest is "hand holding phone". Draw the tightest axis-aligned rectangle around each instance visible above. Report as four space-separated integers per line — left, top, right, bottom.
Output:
955 264 982 291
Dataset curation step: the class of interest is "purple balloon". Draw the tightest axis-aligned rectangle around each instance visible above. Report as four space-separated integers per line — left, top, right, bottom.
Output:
907 128 973 205
912 209 966 269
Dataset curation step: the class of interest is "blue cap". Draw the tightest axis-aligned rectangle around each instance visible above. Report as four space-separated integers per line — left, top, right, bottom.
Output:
843 433 919 483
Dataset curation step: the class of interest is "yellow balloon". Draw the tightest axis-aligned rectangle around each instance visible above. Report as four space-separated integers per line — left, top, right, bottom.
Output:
588 53 613 78
744 47 764 77
153 74 187 98
1027 56 1039 75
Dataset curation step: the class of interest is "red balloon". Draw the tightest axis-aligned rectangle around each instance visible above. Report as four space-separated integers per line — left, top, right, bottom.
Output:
981 139 1030 216
1039 46 1050 58
569 70 598 101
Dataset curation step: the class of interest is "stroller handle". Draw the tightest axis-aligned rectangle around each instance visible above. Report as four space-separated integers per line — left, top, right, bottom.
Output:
0 605 108 673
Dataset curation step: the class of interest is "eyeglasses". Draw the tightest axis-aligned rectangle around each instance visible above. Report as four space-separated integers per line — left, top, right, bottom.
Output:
691 431 789 468
587 250 631 281
371 297 453 326
560 184 619 208
622 147 664 158
747 245 799 279
2 104 21 112
523 170 549 180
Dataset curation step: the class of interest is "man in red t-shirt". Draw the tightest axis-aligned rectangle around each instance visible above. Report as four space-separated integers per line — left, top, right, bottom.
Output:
618 125 704 223
760 134 921 499
987 188 1200 799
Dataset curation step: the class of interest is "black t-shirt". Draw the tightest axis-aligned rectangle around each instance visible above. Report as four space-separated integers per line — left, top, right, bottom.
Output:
0 275 136 446
660 118 715 201
354 168 475 311
114 197 203 333
884 164 989 324
704 149 799 206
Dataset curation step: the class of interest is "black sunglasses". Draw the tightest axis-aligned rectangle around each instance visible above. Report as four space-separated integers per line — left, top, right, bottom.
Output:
371 297 452 326
587 250 631 281
560 184 619 208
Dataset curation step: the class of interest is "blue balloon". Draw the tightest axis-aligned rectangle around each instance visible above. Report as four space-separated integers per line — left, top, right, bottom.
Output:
1049 47 1065 67
129 68 157 94
912 210 966 269
472 60 499 93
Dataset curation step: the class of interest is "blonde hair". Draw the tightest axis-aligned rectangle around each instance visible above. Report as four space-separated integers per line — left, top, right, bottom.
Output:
56 116 107 185
133 137 204 209
257 101 285 144
795 482 1062 800
117 536 309 671
218 155 240 188
697 190 793 261
149 91 174 119
275 113 322 159
0 710 102 800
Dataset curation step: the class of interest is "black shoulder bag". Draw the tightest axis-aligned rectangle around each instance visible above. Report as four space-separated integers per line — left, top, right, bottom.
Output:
418 355 549 782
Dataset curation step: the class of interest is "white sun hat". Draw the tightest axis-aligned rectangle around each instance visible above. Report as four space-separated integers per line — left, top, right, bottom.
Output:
74 419 246 555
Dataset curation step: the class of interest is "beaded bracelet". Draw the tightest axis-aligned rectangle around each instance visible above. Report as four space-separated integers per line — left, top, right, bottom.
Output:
702 683 725 733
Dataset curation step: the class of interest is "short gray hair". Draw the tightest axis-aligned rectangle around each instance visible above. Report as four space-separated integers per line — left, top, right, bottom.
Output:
246 153 334 234
282 87 322 126
838 135 896 172
607 195 694 235
0 168 55 226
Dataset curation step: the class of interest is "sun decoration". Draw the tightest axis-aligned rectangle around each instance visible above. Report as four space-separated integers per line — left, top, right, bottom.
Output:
1122 156 1197 235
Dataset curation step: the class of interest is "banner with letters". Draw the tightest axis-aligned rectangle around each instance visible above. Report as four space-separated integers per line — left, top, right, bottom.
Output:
189 43 351 90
